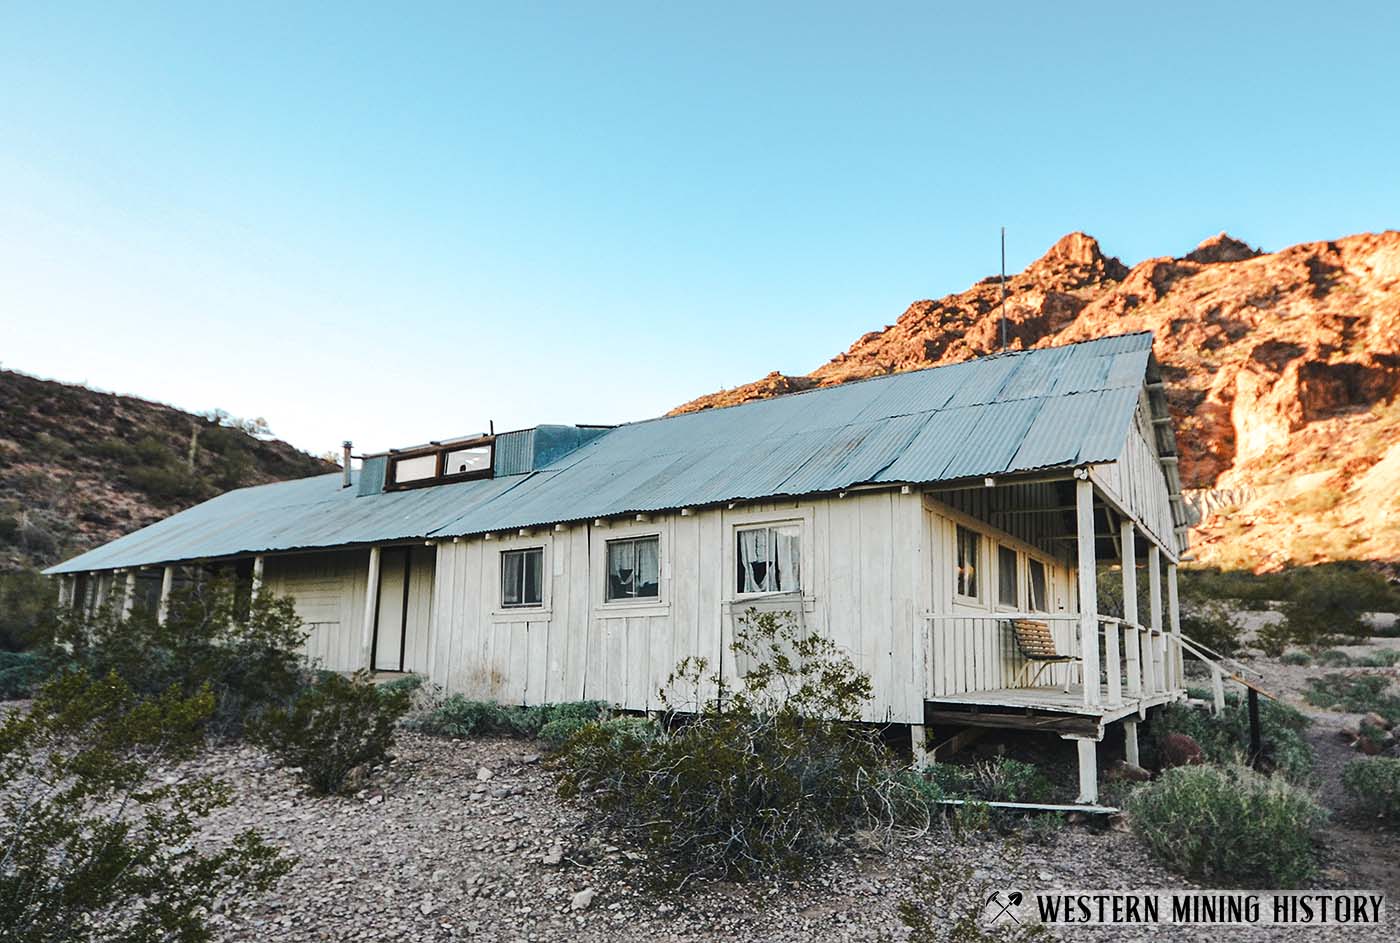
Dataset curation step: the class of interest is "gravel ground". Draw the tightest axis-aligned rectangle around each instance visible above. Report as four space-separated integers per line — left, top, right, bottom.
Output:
180 727 1395 943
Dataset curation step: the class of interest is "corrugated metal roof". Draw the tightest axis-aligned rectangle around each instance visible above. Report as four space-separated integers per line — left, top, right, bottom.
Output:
47 332 1158 574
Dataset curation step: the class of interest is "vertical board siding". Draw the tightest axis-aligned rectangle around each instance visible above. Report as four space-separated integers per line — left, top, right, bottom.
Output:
263 549 370 672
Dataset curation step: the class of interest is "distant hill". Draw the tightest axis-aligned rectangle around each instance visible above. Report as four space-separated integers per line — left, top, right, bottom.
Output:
0 369 336 573
674 231 1400 571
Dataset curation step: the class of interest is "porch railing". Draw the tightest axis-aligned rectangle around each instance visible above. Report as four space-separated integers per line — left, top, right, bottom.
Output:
926 613 1186 708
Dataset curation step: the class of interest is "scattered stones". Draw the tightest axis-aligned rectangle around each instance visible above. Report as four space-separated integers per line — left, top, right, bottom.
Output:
570 888 596 912
477 766 494 781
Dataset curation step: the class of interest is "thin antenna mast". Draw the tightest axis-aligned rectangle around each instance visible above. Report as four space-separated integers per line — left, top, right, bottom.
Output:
999 227 1008 351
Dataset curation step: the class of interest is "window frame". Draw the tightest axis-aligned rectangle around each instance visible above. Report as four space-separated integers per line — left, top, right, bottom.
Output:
384 436 496 491
1027 557 1050 613
733 521 804 598
954 524 982 603
995 543 1020 611
500 546 545 609
603 534 662 604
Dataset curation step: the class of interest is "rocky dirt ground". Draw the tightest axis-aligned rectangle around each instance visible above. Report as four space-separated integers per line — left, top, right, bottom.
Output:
184 639 1400 943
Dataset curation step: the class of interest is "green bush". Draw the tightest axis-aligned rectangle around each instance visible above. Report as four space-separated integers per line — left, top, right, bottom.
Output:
43 580 308 737
0 671 291 942
1280 568 1385 646
1280 650 1312 666
252 670 411 795
1179 599 1244 657
406 693 607 745
1149 697 1313 783
1356 649 1400 668
1128 764 1326 887
0 569 56 651
1179 564 1400 612
555 609 932 882
1305 673 1400 725
1341 758 1400 822
1316 649 1353 667
0 651 52 700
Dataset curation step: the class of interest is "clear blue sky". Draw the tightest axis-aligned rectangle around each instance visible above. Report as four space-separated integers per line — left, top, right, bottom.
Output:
3 2 1397 458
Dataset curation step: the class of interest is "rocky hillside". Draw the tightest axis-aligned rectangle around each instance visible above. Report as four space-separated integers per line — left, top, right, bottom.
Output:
0 369 336 573
674 231 1400 570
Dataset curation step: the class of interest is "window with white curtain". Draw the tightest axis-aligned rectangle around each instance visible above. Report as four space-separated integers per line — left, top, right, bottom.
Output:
955 525 980 600
736 524 801 595
501 547 543 607
605 536 659 601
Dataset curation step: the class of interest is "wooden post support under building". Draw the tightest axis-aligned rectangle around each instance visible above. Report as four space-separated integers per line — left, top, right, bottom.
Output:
1120 520 1142 698
1065 733 1100 804
1075 478 1101 706
251 555 265 603
1123 719 1140 767
360 547 382 670
910 724 928 768
158 565 175 625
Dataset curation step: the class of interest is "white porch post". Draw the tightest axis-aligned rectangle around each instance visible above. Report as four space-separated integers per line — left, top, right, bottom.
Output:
1148 547 1164 694
1167 562 1182 690
1075 478 1101 707
58 575 74 611
360 546 382 670
251 555 265 603
120 570 137 619
94 573 111 613
1121 521 1141 699
157 565 175 625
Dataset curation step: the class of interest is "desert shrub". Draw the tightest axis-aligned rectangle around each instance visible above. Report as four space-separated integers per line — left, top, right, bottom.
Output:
1280 568 1384 645
1128 764 1326 887
375 674 425 700
898 863 1052 943
1304 673 1400 725
43 580 307 736
0 651 52 700
1179 599 1244 657
1316 649 1353 666
252 670 411 795
406 692 607 746
1280 650 1312 666
0 671 291 942
555 609 931 883
1356 649 1400 668
1180 564 1400 612
1341 758 1400 822
1149 697 1313 783
0 569 56 651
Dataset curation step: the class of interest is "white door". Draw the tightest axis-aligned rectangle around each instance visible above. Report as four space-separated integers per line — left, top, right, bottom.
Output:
373 550 409 671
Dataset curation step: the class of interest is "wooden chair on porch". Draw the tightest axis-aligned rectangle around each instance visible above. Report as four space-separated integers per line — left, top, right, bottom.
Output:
1006 619 1081 693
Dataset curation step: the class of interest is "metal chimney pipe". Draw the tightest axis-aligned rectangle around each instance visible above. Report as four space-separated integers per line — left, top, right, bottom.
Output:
342 441 353 488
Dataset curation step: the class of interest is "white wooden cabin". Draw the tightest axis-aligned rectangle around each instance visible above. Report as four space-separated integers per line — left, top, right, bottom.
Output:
48 332 1200 803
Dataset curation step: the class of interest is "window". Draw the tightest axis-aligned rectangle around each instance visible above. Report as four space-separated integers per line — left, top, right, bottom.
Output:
736 524 801 595
997 545 1018 608
606 536 659 601
443 445 490 477
392 454 438 484
1028 558 1048 612
501 548 543 608
386 438 495 490
955 525 980 599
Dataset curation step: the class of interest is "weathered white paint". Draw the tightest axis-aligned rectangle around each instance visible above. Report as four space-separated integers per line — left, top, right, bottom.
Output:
261 549 372 671
1167 562 1182 689
120 571 137 619
251 555 265 603
360 547 382 670
369 546 436 673
1089 401 1178 558
1123 719 1140 767
1075 479 1101 707
1069 734 1099 803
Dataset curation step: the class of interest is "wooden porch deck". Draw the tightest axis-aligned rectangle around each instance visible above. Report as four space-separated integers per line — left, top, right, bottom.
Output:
924 684 1185 737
